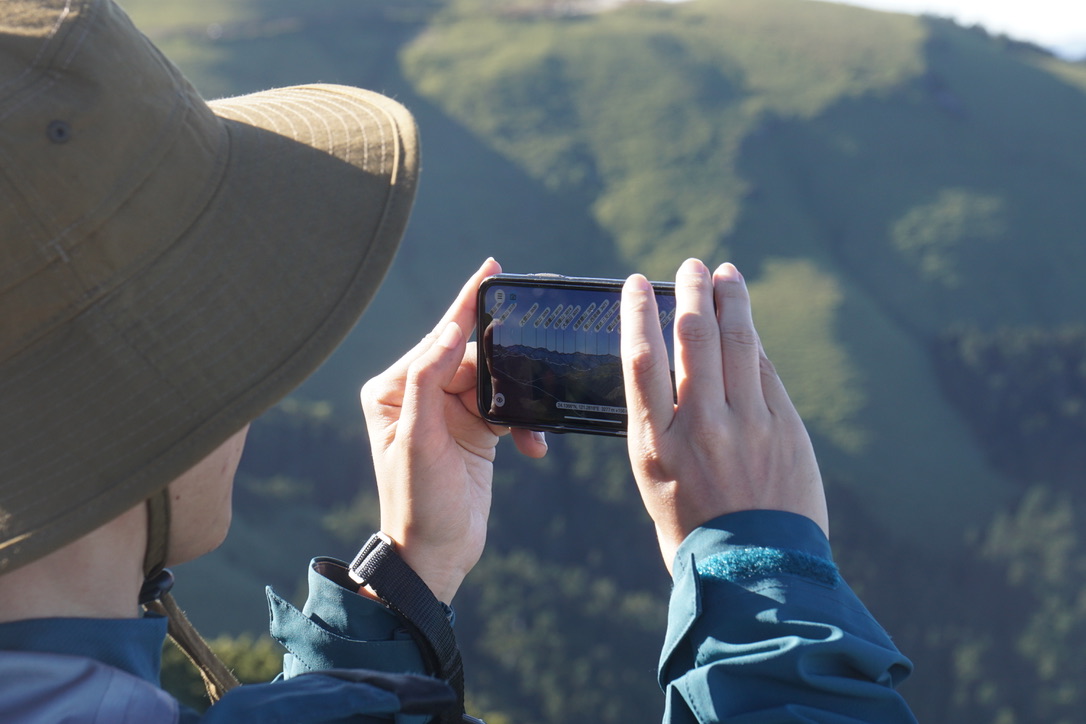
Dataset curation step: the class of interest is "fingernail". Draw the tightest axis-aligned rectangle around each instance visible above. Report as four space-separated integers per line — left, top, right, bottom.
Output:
436 322 461 350
624 273 651 292
681 258 708 275
533 430 547 447
717 262 742 281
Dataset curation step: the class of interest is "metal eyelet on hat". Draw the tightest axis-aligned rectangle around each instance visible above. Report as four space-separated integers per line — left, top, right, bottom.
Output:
46 120 72 143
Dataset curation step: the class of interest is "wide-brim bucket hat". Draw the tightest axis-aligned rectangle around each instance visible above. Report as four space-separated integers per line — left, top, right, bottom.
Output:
0 0 419 573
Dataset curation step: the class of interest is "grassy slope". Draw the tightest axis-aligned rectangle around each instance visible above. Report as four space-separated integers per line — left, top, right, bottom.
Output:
406 0 929 273
731 13 1086 536
396 0 1086 544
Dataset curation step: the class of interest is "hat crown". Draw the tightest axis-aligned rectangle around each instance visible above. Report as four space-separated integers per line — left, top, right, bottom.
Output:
0 0 223 362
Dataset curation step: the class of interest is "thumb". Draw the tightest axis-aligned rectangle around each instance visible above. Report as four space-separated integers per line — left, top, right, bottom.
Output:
400 322 464 442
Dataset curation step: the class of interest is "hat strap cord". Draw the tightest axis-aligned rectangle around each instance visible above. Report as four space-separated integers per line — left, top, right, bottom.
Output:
140 489 240 703
144 589 241 702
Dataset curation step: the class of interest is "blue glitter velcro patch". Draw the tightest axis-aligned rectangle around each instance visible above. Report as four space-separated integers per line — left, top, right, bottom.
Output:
696 547 840 588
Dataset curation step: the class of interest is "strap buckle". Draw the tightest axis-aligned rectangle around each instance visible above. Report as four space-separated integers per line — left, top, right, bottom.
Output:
347 531 394 586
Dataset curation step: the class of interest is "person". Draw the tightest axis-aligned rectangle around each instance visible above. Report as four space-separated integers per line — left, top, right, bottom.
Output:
0 1 916 722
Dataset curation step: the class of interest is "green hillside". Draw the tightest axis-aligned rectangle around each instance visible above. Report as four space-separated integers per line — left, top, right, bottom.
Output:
118 0 1086 721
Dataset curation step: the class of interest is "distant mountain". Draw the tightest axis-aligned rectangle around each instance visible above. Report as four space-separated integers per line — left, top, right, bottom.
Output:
493 344 622 376
119 1 1086 721
487 343 626 420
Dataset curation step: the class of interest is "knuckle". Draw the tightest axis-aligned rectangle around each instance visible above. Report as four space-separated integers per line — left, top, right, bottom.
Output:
674 313 717 348
721 325 759 349
625 341 663 376
631 435 669 481
623 287 656 316
406 355 433 385
359 377 381 407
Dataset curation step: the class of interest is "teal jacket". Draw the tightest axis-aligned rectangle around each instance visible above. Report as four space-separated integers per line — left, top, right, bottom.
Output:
658 511 915 722
0 510 915 722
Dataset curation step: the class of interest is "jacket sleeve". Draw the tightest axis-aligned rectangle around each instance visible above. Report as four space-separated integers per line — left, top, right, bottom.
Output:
267 557 429 678
264 557 441 724
660 510 917 723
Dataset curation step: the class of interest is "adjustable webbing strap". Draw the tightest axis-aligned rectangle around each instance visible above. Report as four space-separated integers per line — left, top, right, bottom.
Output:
349 534 482 724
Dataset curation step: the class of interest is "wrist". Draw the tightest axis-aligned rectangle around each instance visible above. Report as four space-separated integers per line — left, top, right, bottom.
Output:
395 547 469 604
378 529 473 604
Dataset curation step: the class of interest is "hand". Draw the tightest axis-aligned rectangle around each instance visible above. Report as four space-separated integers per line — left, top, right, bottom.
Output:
621 259 828 572
360 259 547 603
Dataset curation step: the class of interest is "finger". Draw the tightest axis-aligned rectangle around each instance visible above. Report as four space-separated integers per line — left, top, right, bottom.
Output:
430 257 502 339
448 342 497 425
447 341 480 396
621 274 674 437
672 258 725 412
714 263 764 414
385 258 503 382
511 428 548 459
400 322 466 448
757 339 800 420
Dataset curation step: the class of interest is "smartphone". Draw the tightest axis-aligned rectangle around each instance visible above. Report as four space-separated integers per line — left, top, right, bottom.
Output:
477 273 676 436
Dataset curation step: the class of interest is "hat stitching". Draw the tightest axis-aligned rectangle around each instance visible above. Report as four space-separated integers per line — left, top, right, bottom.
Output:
267 93 352 163
0 177 47 287
57 0 96 69
0 102 228 367
59 131 241 412
1 11 185 289
34 91 190 264
281 93 371 169
0 1 90 285
278 94 351 163
289 88 390 171
218 94 319 153
0 93 214 362
0 0 94 117
216 87 388 173
0 0 72 95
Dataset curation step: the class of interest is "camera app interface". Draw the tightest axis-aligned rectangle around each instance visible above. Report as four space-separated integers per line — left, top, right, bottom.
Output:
481 282 676 431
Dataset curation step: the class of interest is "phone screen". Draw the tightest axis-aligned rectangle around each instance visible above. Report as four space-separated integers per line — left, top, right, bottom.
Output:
477 274 676 436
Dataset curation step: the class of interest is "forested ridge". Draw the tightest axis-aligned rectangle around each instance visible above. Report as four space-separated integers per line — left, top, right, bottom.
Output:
118 1 1086 720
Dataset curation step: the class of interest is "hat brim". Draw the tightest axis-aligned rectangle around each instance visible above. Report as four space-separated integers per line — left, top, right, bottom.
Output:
0 84 418 572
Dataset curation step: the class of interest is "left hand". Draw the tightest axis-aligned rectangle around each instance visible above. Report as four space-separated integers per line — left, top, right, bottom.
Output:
360 258 547 603
621 260 828 571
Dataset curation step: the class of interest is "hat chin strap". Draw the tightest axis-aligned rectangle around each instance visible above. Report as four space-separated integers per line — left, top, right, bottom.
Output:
141 488 240 703
142 487 171 579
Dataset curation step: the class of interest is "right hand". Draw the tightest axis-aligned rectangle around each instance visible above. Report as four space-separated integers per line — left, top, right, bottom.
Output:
360 259 547 603
620 259 828 572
